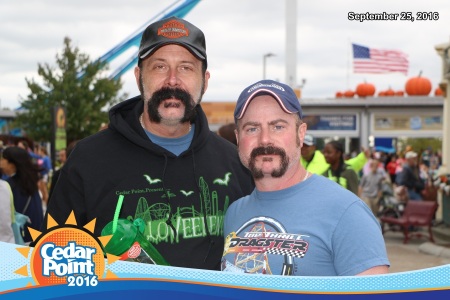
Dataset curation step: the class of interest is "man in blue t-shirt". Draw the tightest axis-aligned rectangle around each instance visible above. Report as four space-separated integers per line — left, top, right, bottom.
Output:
221 80 390 276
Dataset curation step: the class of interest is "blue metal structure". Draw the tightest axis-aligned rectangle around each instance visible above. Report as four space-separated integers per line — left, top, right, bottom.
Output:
6 1 201 135
97 0 201 80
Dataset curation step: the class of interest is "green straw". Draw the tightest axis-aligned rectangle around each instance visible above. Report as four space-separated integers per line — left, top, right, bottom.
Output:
112 195 124 233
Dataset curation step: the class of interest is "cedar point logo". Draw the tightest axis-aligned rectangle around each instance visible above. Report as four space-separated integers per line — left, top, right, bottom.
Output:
14 212 121 287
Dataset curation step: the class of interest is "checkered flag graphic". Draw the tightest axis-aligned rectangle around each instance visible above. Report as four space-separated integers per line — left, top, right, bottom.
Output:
265 248 305 258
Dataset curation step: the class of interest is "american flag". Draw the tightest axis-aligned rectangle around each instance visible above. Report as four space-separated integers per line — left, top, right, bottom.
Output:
352 43 409 75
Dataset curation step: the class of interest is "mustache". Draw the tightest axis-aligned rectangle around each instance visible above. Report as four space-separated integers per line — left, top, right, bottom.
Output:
147 87 196 123
248 146 289 179
150 87 192 105
250 146 286 159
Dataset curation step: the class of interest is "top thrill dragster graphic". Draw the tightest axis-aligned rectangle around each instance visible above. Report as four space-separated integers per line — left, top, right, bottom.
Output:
223 216 309 276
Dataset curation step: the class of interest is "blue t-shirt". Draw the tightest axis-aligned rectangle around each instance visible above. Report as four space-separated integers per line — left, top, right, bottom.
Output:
222 174 390 276
143 124 195 156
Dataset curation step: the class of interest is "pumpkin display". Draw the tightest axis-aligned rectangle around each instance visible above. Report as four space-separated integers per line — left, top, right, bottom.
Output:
343 90 355 98
355 82 376 98
405 71 432 96
435 87 443 96
384 88 395 97
336 91 344 98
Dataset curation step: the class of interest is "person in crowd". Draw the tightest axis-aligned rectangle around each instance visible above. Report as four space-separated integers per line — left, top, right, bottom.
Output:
48 141 79 201
322 140 360 195
0 179 15 243
36 146 53 180
16 140 49 204
222 79 389 276
300 134 368 175
385 155 398 184
395 151 424 201
420 148 431 168
429 151 441 173
419 162 430 184
359 159 384 216
362 152 389 180
44 17 254 270
35 146 52 205
17 140 31 152
300 135 328 174
1 147 43 243
394 154 405 177
217 123 237 145
56 148 67 170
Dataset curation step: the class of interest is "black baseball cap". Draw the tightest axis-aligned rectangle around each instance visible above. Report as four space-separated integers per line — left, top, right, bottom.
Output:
138 17 207 66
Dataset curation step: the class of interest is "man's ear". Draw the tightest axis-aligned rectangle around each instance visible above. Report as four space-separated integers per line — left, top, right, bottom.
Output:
134 66 142 93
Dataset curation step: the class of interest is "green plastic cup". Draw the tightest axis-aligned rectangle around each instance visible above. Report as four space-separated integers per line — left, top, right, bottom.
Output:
101 218 169 266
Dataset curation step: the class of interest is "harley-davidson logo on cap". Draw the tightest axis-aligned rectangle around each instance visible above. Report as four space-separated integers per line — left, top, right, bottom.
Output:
157 20 190 39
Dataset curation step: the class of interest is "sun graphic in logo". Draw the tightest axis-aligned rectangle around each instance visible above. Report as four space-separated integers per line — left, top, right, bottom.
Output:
15 212 121 287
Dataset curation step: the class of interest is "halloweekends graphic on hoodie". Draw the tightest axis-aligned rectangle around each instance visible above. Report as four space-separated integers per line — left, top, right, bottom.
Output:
122 172 234 244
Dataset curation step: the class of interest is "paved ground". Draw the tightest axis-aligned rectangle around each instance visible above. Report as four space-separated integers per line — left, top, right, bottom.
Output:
383 230 450 273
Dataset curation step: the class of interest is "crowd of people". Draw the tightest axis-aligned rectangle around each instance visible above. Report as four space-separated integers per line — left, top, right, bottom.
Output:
216 118 441 207
297 134 441 214
0 16 443 277
0 140 67 244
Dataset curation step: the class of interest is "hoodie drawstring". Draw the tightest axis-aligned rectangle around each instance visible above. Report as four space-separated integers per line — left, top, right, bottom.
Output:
161 153 177 236
160 148 214 264
191 149 214 263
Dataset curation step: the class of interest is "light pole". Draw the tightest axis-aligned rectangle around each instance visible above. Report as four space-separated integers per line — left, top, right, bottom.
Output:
263 53 275 79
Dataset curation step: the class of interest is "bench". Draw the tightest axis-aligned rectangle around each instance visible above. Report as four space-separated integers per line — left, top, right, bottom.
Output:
380 200 438 244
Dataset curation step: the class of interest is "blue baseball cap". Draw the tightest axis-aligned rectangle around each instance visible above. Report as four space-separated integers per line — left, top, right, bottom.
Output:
234 80 302 122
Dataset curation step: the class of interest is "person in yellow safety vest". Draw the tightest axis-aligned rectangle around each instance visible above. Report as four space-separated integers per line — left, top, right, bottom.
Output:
300 134 368 175
322 140 360 195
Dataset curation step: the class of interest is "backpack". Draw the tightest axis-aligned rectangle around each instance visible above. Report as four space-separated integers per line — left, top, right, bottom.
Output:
8 185 30 245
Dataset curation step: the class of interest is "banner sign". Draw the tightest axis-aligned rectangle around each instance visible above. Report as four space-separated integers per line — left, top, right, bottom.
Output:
373 114 442 131
52 106 67 152
303 115 357 131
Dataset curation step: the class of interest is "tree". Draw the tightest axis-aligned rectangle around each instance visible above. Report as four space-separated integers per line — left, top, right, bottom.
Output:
16 37 127 142
403 138 442 154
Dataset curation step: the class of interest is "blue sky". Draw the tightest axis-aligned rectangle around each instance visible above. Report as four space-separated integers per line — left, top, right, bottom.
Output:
1 0 449 109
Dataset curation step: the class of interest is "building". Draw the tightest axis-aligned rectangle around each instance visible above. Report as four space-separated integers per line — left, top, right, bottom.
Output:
0 109 18 135
202 96 444 153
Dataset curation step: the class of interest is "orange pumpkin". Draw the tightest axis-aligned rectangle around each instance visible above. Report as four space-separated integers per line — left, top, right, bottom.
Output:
378 91 386 97
384 88 395 96
435 87 443 96
395 90 404 97
356 82 376 98
405 71 432 96
336 91 344 98
343 90 355 98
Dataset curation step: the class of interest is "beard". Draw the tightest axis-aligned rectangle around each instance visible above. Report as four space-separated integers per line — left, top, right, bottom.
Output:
247 146 290 180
